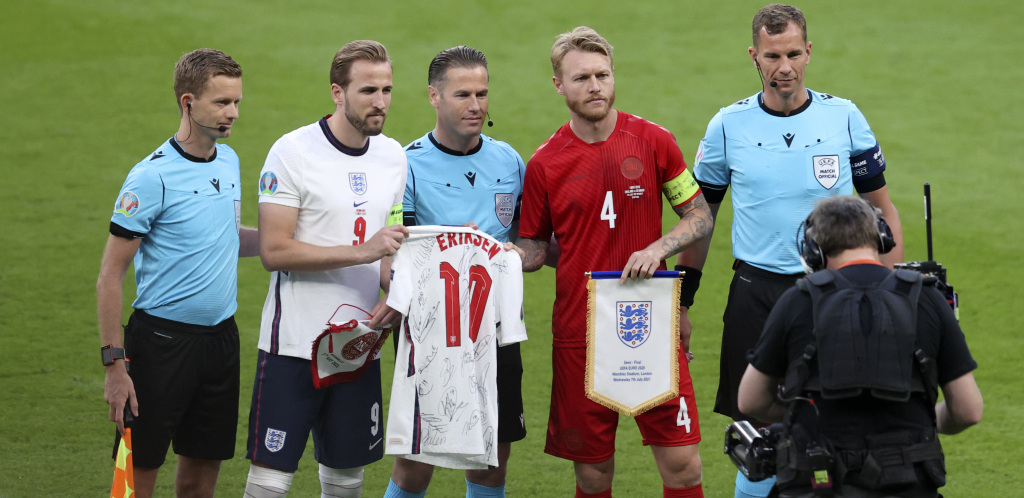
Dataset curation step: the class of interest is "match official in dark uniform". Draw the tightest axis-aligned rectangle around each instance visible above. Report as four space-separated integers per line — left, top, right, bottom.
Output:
97 49 259 498
738 196 982 498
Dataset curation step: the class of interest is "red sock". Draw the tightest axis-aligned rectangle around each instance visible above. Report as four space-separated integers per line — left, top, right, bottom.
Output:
663 483 703 498
575 484 612 498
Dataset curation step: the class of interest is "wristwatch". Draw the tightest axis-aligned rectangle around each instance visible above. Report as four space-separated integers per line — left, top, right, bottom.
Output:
101 345 127 366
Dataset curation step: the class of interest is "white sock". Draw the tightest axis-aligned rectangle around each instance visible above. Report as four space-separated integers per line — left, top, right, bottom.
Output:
244 464 294 498
319 464 364 498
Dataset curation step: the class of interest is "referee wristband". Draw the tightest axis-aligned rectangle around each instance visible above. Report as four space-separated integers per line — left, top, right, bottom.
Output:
675 265 702 308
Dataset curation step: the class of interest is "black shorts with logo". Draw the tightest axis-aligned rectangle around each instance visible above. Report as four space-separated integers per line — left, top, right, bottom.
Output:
496 342 527 443
112 310 240 468
715 261 801 421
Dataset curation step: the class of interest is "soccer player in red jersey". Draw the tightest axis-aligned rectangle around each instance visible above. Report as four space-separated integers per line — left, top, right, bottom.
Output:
517 27 714 498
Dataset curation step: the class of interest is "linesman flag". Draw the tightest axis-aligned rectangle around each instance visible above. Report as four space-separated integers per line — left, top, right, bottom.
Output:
110 409 135 498
586 270 682 416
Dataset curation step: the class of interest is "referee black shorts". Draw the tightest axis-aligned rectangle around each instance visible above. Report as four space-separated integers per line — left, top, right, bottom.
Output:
496 342 527 443
113 310 240 468
715 261 801 421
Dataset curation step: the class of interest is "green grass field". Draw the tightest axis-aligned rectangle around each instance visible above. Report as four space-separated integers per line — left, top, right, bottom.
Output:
2 0 1022 496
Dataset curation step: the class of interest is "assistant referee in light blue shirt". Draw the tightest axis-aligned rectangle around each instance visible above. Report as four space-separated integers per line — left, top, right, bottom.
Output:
675 6 905 498
384 46 525 498
96 49 259 498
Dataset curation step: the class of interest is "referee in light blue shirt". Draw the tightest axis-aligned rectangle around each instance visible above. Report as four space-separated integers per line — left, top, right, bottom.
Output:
96 49 259 497
675 6 905 498
384 46 525 498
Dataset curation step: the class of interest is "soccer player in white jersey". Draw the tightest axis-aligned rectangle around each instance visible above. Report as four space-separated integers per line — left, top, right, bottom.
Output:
241 40 409 498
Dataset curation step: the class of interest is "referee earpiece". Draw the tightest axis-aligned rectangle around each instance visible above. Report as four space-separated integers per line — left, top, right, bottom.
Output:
486 112 493 127
185 98 227 133
754 58 778 89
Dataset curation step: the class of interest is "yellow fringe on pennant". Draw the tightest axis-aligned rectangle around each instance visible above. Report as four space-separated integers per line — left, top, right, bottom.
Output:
585 276 683 418
585 278 599 405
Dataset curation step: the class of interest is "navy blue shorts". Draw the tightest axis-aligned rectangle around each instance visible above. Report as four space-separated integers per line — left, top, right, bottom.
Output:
245 350 384 471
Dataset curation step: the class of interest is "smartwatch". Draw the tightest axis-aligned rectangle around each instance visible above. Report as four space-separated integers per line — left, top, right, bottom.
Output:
101 345 127 366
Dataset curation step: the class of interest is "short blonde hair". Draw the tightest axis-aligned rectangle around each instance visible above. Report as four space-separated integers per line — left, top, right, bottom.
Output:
173 49 242 112
550 26 613 77
331 40 391 88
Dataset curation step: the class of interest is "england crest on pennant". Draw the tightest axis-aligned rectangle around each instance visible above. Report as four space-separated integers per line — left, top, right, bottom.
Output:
349 172 368 195
495 193 514 228
812 155 840 190
265 428 287 452
617 301 651 348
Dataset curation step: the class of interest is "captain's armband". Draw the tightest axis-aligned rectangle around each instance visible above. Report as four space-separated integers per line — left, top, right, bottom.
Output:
386 203 403 226
663 169 701 207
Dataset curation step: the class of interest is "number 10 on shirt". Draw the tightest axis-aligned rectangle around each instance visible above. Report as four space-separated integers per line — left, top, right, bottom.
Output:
439 262 492 347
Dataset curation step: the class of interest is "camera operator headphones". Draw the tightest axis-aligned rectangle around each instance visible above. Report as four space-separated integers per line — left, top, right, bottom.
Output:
798 212 896 273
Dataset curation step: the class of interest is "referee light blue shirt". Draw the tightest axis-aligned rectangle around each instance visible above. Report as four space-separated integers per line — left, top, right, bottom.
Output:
109 138 242 326
403 132 525 242
693 89 888 274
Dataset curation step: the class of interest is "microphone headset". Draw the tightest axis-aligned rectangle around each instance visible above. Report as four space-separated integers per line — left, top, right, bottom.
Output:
486 111 493 127
754 58 778 89
187 102 228 132
798 212 896 273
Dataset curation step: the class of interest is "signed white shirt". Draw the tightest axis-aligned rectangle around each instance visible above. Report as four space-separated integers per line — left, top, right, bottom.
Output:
384 226 527 469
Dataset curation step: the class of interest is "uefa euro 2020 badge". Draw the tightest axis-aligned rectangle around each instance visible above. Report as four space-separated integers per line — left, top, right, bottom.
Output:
115 191 140 217
264 428 287 453
259 171 278 195
617 301 651 348
349 172 368 195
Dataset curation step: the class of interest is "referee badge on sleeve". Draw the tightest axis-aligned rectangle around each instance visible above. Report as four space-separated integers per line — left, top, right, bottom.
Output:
813 155 840 190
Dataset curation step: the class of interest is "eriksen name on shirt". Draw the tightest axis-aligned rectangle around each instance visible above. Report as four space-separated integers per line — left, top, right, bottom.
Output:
435 232 503 259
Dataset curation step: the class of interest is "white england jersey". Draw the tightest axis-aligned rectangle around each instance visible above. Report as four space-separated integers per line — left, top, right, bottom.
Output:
256 118 407 359
385 226 527 469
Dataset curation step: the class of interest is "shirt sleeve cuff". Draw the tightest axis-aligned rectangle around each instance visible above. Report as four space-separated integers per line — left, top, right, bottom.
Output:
258 196 301 208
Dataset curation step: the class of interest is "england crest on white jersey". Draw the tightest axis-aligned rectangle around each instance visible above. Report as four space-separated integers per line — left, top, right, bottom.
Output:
349 172 368 195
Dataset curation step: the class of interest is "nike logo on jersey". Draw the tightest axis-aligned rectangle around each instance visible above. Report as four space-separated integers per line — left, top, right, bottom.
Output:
369 438 383 450
354 201 368 207
783 133 795 148
210 178 220 192
407 142 423 151
464 171 476 186
150 152 165 161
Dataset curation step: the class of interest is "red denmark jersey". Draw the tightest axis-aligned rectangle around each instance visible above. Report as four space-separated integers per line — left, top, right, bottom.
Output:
519 111 699 348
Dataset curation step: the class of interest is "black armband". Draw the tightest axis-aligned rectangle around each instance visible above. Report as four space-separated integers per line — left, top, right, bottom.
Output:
109 221 144 240
853 171 886 194
675 265 703 308
696 180 728 204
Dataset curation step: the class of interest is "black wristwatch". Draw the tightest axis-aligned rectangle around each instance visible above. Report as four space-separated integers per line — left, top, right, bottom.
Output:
101 345 127 366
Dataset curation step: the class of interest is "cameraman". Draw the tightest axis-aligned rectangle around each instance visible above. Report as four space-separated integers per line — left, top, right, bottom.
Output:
737 196 982 498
